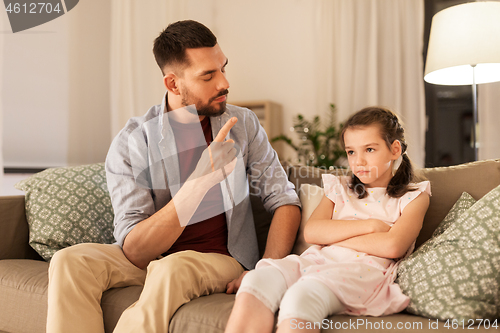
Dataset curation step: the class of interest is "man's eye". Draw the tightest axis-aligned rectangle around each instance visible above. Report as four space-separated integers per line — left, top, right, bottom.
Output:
203 76 212 82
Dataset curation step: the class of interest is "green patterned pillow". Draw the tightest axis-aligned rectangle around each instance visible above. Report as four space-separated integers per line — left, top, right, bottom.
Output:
432 192 477 238
15 163 115 261
397 188 499 321
402 192 476 262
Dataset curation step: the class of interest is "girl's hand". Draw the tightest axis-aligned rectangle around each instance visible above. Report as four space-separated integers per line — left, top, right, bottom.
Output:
367 219 391 233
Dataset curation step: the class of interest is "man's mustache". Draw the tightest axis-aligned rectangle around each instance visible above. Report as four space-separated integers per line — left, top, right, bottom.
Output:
210 89 229 103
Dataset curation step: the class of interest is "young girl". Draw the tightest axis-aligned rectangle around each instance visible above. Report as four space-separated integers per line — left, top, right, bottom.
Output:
225 107 431 333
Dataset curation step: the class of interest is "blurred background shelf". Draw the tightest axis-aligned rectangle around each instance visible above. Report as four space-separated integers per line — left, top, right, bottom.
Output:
231 100 284 158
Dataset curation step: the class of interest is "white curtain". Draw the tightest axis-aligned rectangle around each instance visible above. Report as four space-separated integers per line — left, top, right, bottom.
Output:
314 0 426 167
109 1 190 137
479 82 500 160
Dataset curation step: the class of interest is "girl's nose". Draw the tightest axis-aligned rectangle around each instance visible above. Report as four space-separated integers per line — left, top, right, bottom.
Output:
356 155 367 166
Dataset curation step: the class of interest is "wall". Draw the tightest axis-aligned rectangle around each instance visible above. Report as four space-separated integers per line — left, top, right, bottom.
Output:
1 0 425 168
0 0 111 168
214 0 318 161
66 0 111 166
1 5 70 168
1 0 322 167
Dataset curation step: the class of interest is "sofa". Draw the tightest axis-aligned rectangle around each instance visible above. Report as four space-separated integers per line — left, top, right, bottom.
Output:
1 159 499 333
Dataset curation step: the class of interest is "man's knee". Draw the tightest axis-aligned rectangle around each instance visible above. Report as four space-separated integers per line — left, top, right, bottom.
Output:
50 244 89 268
50 243 118 275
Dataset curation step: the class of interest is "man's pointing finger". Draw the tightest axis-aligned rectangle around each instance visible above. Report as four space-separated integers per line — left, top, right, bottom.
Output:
213 117 238 143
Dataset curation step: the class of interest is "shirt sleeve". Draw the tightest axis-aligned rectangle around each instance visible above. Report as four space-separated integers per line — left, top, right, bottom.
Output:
321 174 343 204
244 109 301 213
105 119 157 247
399 180 432 213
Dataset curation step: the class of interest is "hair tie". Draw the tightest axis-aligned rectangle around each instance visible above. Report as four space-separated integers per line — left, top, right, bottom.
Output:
392 154 403 176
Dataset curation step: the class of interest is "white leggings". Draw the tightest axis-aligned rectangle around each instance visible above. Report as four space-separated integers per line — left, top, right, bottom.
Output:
236 266 345 324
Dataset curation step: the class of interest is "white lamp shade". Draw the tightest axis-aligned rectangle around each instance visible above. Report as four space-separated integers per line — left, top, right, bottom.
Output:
424 1 500 85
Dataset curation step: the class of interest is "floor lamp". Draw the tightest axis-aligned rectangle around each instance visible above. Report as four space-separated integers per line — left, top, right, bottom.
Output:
424 1 500 161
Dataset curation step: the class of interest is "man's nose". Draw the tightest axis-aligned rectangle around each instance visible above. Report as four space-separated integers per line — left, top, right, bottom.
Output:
217 72 230 91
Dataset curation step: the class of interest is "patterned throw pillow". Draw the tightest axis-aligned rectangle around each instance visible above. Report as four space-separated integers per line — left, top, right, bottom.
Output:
397 188 499 321
431 192 476 238
15 163 115 261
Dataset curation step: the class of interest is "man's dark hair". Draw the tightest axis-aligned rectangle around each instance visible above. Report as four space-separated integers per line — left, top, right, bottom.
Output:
153 20 217 75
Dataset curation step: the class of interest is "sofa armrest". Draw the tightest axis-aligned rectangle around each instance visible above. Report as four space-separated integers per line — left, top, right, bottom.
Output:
0 195 43 260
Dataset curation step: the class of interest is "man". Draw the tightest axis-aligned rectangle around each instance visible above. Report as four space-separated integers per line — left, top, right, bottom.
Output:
46 20 301 333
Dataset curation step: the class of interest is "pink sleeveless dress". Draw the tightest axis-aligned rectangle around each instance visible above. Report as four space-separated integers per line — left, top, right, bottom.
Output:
257 174 431 316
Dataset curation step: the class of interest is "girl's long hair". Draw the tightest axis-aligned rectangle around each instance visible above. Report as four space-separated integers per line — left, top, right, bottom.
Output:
340 107 417 199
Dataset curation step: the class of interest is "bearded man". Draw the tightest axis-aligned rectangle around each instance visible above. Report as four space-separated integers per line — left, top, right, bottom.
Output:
46 20 301 333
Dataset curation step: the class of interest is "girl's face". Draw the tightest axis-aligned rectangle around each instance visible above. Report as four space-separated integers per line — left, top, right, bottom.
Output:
343 125 402 188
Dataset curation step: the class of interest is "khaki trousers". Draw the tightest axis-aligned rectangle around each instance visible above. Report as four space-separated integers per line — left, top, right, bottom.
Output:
46 243 244 333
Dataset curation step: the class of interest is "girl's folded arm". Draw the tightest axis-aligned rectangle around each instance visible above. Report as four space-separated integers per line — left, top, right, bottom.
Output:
304 194 389 245
333 192 430 258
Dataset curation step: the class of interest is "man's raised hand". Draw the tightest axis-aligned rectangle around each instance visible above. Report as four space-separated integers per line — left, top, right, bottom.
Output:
188 117 239 186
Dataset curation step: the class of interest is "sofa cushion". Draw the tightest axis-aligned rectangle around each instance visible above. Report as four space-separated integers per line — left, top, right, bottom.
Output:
292 184 324 255
169 293 236 333
101 286 143 333
397 185 500 321
15 163 115 261
171 293 487 333
0 260 48 333
0 259 142 333
417 159 500 248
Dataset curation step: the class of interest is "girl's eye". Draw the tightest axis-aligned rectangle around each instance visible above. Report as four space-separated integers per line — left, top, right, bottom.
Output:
367 148 375 153
347 150 354 156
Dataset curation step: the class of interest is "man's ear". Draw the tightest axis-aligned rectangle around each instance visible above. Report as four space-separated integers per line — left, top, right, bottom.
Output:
391 140 402 159
163 73 181 95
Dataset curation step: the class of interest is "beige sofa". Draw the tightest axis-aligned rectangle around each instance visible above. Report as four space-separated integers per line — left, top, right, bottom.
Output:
1 159 499 333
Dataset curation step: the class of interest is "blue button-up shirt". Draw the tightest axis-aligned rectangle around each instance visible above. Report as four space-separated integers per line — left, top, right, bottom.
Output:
105 94 301 269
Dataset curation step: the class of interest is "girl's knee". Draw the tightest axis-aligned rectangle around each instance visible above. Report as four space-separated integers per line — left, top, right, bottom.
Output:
278 279 343 324
236 266 287 313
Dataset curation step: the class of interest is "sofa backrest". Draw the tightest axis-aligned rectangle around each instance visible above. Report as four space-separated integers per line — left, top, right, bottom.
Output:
5 159 500 260
0 195 44 260
417 158 500 248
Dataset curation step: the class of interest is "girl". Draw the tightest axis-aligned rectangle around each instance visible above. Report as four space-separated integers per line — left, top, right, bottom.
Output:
225 107 431 333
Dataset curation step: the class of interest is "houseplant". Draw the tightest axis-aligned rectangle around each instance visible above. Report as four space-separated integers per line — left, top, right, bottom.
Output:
272 104 346 168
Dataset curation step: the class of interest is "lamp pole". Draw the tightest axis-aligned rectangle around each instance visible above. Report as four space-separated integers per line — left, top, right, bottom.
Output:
471 64 478 161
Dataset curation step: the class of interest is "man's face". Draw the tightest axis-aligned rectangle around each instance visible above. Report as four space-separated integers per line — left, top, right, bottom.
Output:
178 44 230 117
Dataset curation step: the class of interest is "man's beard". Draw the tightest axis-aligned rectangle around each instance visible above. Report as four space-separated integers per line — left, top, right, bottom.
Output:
181 88 229 117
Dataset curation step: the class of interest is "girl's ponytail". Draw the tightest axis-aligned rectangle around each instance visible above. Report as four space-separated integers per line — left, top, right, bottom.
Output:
387 153 414 198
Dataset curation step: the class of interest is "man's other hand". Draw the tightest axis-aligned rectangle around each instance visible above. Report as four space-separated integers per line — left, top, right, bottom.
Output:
225 271 248 294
